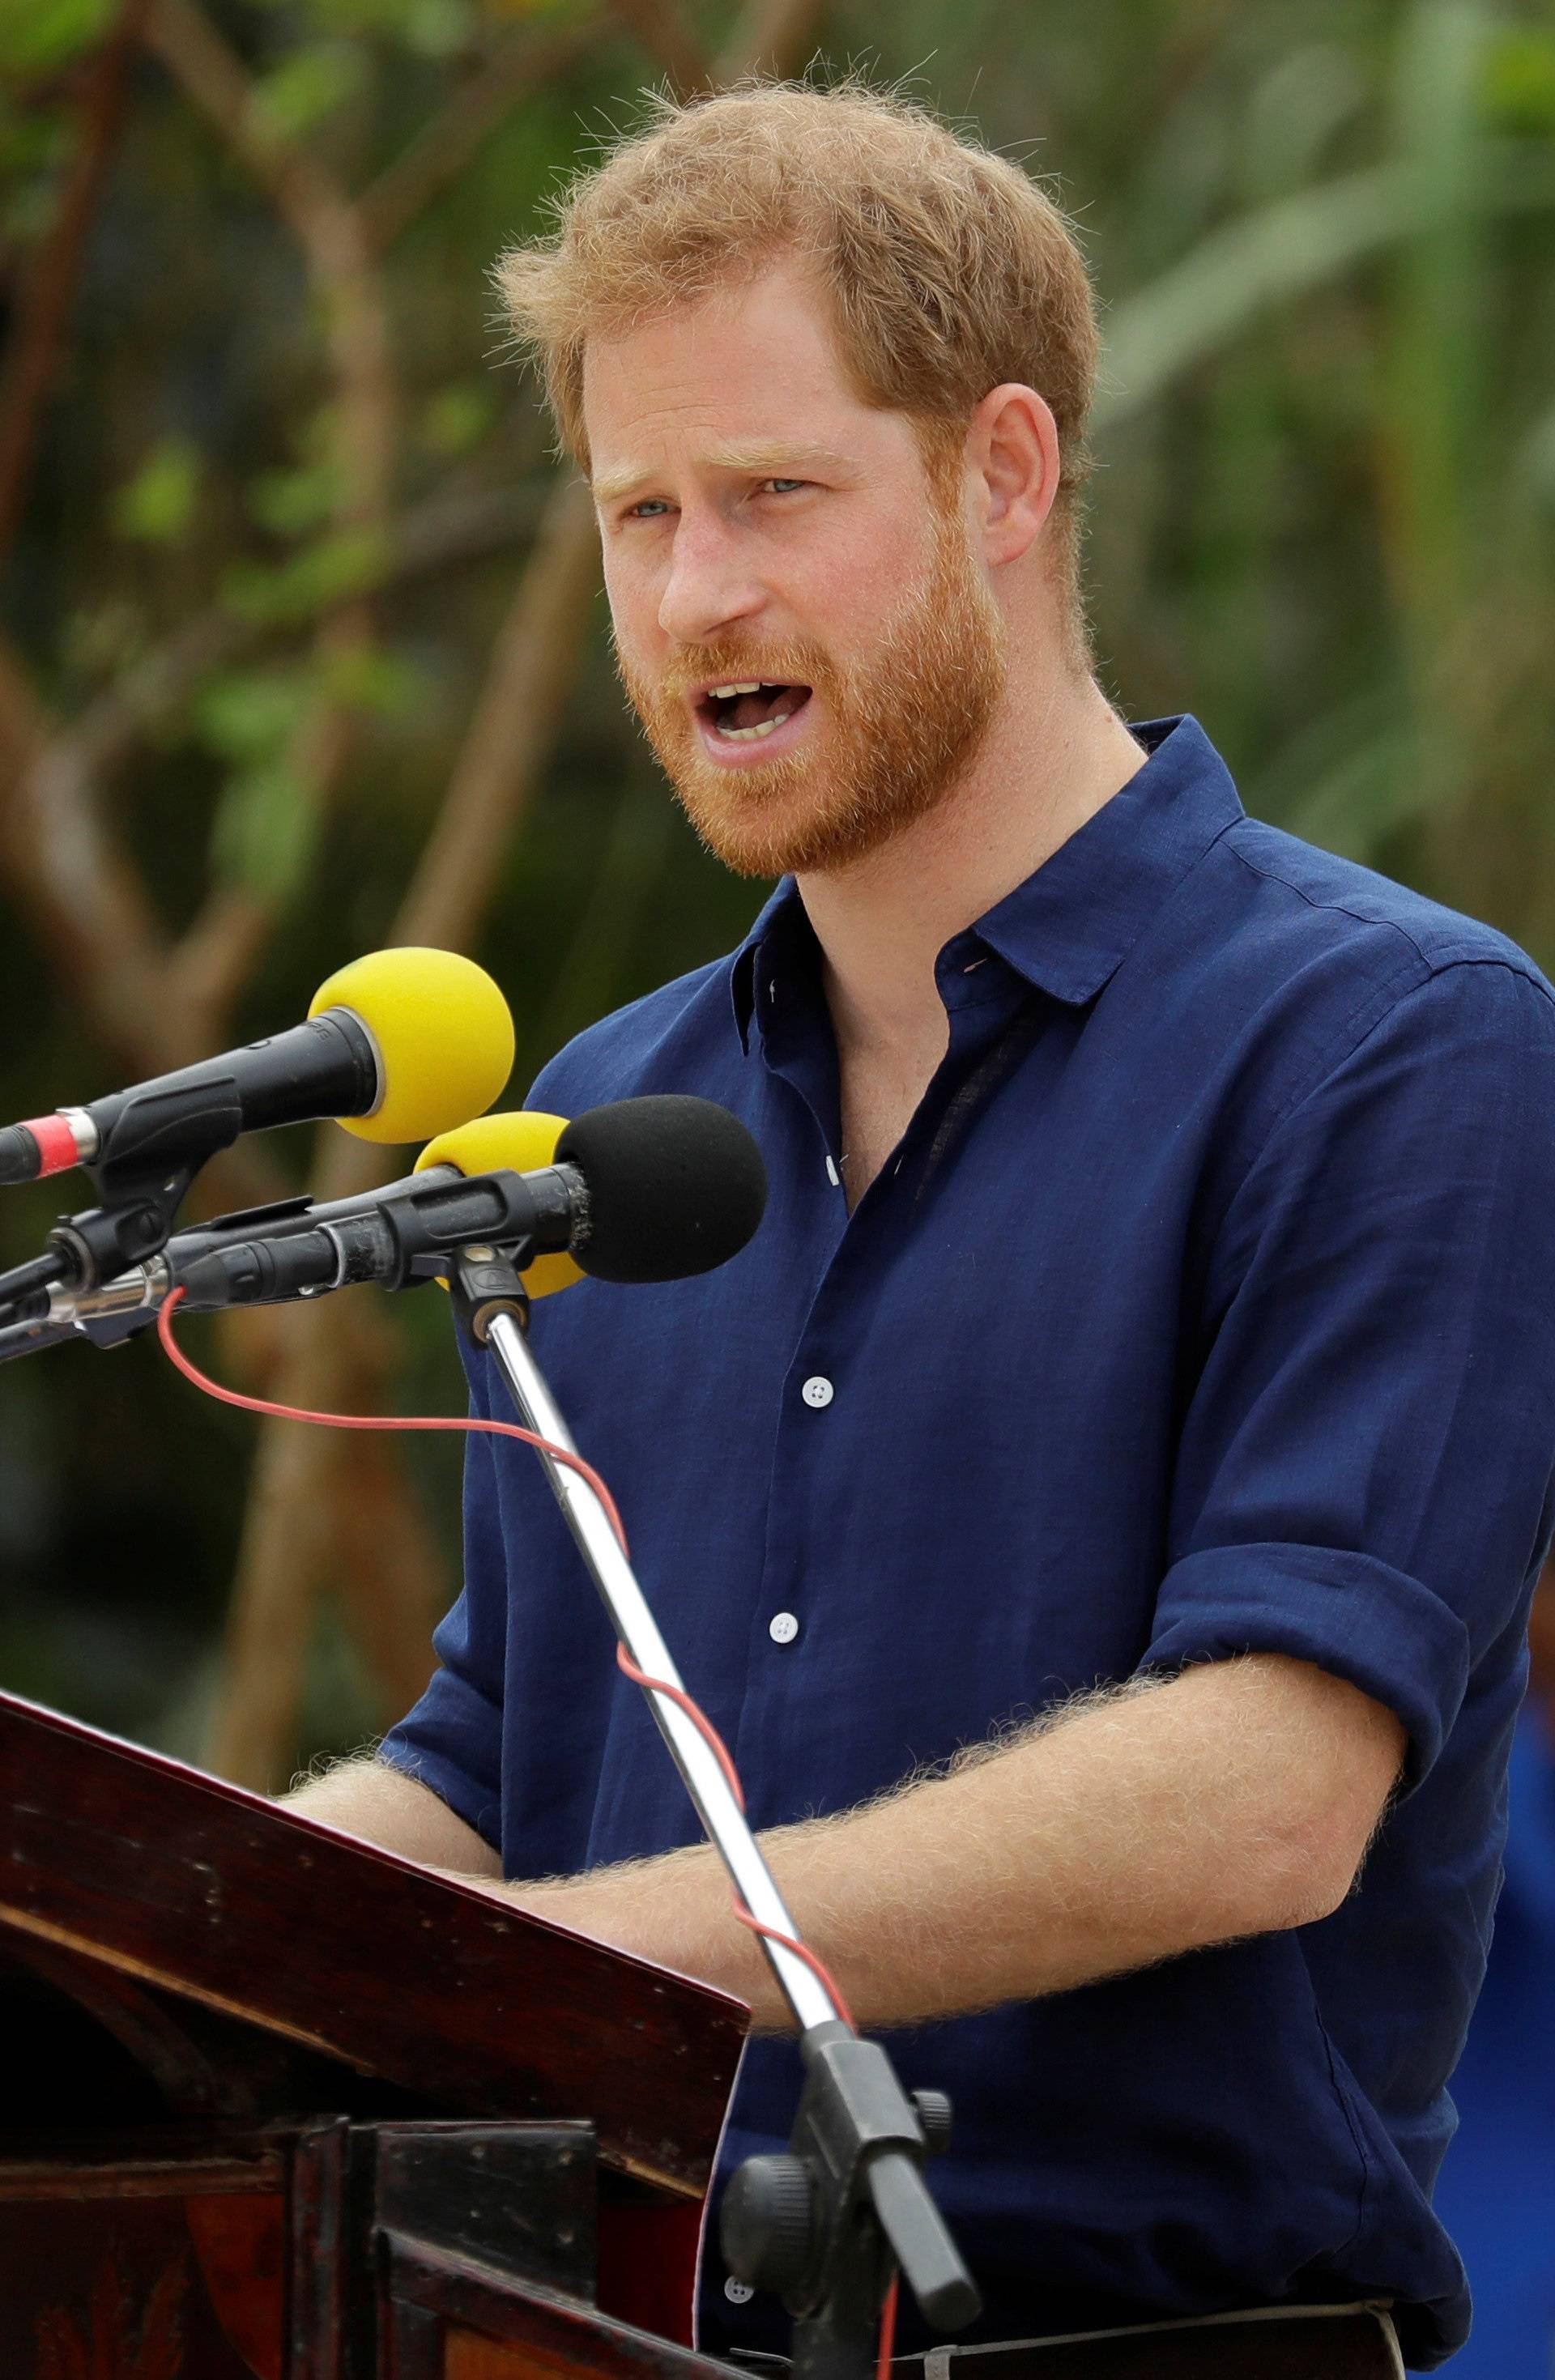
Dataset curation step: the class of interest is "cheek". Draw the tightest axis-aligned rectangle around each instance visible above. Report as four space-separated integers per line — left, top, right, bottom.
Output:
601 545 664 662
815 517 931 637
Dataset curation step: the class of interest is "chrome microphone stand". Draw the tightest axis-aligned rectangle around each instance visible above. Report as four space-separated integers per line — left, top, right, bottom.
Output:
449 1247 979 2380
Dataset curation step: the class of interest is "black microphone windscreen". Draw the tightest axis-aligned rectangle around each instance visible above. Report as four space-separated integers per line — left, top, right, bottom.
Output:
556 1096 767 1284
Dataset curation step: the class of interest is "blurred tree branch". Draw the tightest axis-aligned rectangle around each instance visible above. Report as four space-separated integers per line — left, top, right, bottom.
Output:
0 1 151 568
362 15 606 253
146 0 400 1024
606 0 710 95
145 0 397 522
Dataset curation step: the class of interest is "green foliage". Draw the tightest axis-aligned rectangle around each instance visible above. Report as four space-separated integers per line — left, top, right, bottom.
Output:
211 759 322 899
295 0 478 55
111 440 204 544
196 666 321 898
1481 25 1555 134
194 666 313 768
317 640 424 715
248 458 343 536
222 526 390 624
421 381 497 458
252 40 369 142
0 0 114 78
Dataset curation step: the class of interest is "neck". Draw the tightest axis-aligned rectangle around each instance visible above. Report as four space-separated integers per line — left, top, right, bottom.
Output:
800 656 1147 1067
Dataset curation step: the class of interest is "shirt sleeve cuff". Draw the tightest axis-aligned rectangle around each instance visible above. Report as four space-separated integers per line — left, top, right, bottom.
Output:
380 1667 504 1853
1143 1540 1472 1791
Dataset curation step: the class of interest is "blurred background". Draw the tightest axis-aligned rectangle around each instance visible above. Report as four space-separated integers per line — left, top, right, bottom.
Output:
2 0 1554 2361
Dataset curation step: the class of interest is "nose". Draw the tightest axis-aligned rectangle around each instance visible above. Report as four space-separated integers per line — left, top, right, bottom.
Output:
657 509 766 646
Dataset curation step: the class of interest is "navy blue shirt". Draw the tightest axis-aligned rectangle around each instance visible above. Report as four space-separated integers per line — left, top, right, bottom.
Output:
384 717 1555 2369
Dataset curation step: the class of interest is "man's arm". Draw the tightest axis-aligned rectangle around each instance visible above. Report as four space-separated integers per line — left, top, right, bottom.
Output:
453 1652 1402 2031
283 1756 503 1878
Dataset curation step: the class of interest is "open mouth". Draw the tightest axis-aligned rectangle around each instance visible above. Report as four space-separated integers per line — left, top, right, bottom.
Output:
696 680 814 743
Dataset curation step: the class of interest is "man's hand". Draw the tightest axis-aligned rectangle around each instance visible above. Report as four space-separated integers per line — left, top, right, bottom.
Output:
454 1654 1404 2033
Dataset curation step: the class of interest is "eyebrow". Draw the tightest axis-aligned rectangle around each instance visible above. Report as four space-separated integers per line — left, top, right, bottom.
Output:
591 441 857 508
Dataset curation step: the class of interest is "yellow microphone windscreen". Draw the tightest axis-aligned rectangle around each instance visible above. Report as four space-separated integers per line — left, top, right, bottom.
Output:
415 1109 584 1301
309 947 514 1145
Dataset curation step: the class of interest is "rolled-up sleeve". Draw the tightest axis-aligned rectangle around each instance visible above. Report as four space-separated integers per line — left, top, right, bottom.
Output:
379 1341 509 1847
1145 958 1555 1788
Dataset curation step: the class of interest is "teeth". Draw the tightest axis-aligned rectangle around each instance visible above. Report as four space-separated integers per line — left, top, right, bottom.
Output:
717 709 793 742
709 681 762 699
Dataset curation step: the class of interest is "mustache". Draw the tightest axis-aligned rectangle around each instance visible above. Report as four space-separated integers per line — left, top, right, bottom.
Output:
616 639 834 703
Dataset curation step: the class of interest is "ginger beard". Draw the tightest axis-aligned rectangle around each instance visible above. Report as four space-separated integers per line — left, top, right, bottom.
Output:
614 477 1008 879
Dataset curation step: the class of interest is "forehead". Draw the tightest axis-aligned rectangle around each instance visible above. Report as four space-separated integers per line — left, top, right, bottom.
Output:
581 258 911 490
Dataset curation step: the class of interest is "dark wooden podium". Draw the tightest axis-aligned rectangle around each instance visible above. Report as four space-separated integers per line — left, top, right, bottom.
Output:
0 1688 750 2379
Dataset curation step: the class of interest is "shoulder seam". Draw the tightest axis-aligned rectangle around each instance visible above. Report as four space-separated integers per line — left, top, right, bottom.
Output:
1226 833 1434 970
1226 832 1555 998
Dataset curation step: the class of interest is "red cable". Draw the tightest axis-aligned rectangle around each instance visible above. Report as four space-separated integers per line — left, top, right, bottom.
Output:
156 1287 631 1550
615 1641 748 1810
877 2273 900 2380
158 1288 859 2029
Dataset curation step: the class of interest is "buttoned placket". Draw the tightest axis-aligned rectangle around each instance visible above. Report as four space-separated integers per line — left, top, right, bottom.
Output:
727 938 1041 1779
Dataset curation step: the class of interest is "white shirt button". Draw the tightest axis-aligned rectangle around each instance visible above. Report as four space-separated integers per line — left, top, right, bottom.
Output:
769 1611 799 1646
801 1375 833 1408
724 2276 755 2305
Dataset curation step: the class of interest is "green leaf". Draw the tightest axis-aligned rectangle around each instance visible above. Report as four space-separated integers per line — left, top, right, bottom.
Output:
1482 28 1555 137
317 644 424 716
296 0 471 44
221 527 389 625
421 382 496 458
111 439 202 545
0 0 114 78
194 668 310 765
247 459 342 537
251 41 367 144
211 763 322 903
1519 398 1555 512
401 0 475 56
1097 143 1555 436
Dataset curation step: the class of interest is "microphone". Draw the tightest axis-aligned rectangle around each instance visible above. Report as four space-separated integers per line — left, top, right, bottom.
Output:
554 1095 768 1284
11 1096 768 1349
415 1109 582 1301
173 1094 768 1310
419 1096 769 1284
0 946 515 1188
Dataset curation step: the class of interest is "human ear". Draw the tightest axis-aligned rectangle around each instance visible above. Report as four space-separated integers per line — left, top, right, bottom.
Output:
967 384 1059 568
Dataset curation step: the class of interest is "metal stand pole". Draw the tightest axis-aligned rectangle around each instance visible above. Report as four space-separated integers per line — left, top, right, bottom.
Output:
450 1251 980 2380
480 1294 837 2033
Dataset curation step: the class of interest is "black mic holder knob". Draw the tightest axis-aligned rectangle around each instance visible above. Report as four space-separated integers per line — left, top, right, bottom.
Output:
910 2090 953 2159
721 2153 818 2296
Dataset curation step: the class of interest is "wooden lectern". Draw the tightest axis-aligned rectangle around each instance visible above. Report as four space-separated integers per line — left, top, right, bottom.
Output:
0 1687 750 2379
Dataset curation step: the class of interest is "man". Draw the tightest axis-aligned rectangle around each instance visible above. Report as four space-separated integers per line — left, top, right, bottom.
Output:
289 83 1555 2374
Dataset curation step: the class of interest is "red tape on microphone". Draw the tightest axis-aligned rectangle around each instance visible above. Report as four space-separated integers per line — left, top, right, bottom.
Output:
21 1114 81 1178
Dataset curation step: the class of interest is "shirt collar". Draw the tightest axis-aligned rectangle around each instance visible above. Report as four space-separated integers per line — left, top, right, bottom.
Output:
728 715 1242 1048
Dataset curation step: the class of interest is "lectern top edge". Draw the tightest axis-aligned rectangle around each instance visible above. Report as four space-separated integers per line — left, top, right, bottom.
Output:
0 1683 747 2198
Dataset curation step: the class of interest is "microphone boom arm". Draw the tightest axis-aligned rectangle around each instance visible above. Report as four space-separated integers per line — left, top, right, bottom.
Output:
446 1248 980 2380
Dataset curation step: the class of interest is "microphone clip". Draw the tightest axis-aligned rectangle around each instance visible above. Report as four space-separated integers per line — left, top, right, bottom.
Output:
448 1245 533 1346
0 1086 244 1328
48 1080 245 1300
45 1085 247 1304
